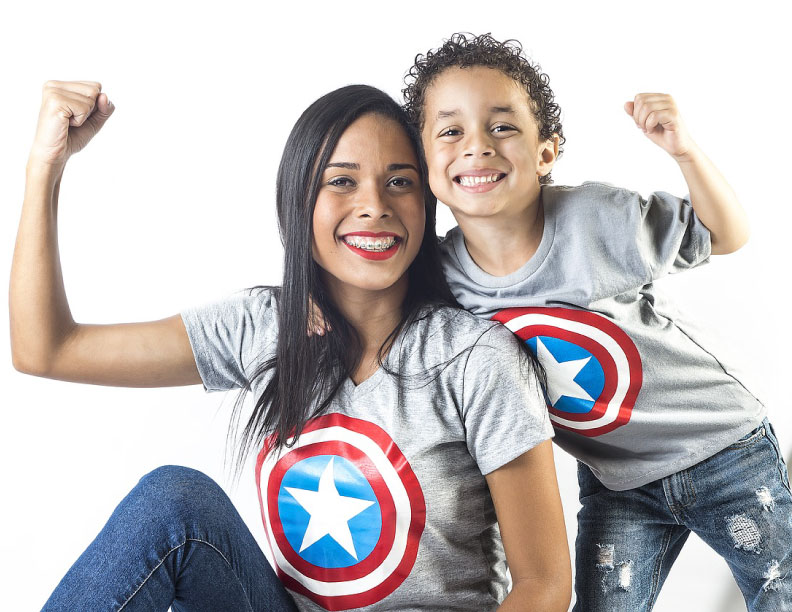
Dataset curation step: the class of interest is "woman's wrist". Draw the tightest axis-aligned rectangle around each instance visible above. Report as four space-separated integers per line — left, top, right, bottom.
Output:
26 155 66 182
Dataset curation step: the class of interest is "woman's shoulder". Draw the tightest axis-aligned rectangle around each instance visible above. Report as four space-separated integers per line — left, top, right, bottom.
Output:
402 305 520 363
181 285 281 351
192 286 279 318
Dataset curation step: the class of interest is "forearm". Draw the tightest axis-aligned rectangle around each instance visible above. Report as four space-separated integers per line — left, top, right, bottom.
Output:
676 145 749 255
10 160 76 374
497 576 571 611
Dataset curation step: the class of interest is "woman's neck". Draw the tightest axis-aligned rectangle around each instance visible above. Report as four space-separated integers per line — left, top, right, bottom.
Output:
324 274 408 384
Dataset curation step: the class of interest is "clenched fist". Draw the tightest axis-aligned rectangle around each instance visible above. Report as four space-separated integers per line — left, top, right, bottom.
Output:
624 93 696 161
28 80 114 168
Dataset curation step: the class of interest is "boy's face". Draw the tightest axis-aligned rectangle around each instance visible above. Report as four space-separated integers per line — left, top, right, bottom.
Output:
421 66 557 222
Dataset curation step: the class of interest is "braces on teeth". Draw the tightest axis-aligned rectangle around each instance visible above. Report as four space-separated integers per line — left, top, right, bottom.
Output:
345 236 397 252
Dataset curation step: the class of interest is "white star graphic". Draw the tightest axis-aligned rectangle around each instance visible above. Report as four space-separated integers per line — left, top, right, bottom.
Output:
535 337 595 407
285 457 375 559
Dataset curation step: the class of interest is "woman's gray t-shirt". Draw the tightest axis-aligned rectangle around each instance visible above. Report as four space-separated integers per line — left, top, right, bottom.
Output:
181 289 553 611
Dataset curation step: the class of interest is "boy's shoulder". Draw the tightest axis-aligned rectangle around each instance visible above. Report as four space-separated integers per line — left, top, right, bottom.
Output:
544 181 644 208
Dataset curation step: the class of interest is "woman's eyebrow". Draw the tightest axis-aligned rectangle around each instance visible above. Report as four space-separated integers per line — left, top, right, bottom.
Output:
326 162 359 170
326 162 418 173
387 163 419 172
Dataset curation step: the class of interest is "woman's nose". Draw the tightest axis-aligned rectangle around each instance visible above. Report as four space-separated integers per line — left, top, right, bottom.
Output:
355 185 392 219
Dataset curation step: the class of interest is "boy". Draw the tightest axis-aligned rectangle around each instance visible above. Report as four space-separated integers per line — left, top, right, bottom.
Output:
402 33 791 610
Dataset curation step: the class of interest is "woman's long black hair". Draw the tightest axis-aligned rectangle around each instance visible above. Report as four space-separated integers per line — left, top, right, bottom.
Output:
230 85 459 468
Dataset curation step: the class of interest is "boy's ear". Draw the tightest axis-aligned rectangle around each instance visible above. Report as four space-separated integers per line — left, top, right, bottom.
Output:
537 133 560 177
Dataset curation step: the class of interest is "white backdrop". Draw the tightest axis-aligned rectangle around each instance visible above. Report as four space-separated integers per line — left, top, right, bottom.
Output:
1 1 789 610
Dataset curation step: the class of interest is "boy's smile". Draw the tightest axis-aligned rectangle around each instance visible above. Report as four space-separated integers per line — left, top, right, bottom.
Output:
421 66 558 223
454 167 507 192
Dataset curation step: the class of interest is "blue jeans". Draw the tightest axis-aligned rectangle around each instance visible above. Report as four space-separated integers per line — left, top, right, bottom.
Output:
42 465 298 612
573 418 792 611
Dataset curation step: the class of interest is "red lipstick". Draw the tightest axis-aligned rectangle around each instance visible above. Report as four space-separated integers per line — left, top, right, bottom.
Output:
341 232 402 261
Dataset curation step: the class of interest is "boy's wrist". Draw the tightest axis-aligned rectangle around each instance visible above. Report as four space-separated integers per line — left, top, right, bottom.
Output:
671 142 703 166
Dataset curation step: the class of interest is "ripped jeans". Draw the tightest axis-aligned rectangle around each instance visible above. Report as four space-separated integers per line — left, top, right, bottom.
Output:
573 418 792 611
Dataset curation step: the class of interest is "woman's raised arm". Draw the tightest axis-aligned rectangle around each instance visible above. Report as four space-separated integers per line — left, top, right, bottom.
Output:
10 81 201 387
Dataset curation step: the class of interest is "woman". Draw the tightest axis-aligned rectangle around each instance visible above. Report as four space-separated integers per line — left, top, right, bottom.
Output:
11 81 571 611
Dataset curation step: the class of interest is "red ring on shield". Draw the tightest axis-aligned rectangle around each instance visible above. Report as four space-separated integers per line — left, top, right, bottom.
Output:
256 413 426 611
493 307 642 437
267 440 396 580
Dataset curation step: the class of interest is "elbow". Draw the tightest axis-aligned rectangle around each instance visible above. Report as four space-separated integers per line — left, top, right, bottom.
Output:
10 322 77 378
10 333 59 378
711 226 750 256
11 346 49 377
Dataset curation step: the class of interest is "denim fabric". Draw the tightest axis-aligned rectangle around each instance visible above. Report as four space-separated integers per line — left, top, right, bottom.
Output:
573 418 792 611
42 465 298 612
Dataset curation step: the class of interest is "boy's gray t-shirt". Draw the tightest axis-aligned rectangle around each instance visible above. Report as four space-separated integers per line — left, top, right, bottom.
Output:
181 289 553 612
440 181 766 491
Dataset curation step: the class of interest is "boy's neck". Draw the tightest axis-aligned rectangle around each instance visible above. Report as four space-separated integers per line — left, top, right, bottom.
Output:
454 195 544 277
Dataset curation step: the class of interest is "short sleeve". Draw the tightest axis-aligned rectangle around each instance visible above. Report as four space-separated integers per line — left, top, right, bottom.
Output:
636 190 712 278
461 324 554 475
180 288 279 392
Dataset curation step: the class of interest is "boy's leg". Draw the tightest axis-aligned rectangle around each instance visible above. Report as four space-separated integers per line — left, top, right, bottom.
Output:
685 419 792 611
572 462 690 611
42 465 297 612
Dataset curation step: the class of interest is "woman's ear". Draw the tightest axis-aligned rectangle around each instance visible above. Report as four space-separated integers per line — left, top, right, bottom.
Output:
537 133 560 177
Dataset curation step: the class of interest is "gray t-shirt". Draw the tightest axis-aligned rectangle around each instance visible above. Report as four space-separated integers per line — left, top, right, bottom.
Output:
181 289 553 612
439 181 766 491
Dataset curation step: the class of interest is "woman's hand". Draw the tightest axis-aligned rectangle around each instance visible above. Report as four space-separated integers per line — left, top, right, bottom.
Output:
28 80 114 168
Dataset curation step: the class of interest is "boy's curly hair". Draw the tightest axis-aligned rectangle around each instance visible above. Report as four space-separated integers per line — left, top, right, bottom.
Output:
403 33 564 184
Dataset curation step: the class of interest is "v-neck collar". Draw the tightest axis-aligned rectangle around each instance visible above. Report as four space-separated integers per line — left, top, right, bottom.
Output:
337 315 417 403
339 364 388 402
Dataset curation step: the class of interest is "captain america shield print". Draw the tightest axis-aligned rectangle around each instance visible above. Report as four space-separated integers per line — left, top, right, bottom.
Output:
256 413 426 611
493 307 643 437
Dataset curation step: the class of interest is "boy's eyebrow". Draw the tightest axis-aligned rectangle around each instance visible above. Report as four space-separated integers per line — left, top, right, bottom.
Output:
325 162 419 173
435 106 517 121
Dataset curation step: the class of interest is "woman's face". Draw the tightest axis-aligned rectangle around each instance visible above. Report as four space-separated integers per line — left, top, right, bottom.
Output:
312 113 425 297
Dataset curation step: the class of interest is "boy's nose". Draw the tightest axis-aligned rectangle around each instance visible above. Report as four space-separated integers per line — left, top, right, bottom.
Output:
463 131 495 158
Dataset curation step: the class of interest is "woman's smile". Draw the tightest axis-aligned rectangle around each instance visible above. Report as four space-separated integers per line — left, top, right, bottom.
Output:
341 231 402 260
312 113 425 294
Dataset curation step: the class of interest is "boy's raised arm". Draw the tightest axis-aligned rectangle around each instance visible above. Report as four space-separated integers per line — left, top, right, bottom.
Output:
625 93 749 255
10 81 201 387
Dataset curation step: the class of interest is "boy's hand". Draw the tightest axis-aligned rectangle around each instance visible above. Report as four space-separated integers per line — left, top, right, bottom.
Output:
28 80 114 168
624 94 696 161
